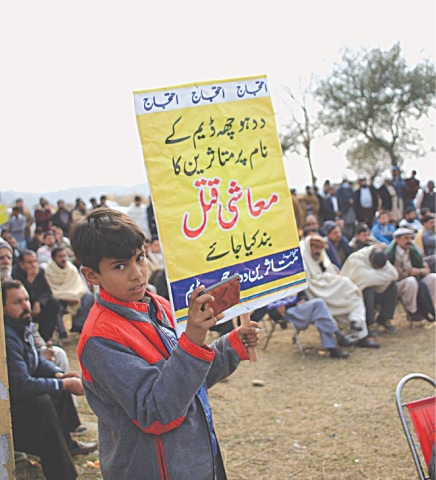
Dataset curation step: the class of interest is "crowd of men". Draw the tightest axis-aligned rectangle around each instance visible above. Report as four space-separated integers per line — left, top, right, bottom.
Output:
277 168 435 359
0 169 435 475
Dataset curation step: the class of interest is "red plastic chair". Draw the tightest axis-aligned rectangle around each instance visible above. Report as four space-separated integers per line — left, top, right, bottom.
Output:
396 373 436 480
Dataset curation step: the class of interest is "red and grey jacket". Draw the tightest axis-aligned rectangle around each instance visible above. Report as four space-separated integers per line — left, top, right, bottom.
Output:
78 288 248 480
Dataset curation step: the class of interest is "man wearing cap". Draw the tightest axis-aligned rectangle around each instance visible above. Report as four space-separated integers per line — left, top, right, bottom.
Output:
323 220 353 270
300 235 380 348
386 228 435 322
341 246 399 333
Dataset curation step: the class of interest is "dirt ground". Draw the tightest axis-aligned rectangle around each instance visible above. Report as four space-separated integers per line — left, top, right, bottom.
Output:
15 306 435 480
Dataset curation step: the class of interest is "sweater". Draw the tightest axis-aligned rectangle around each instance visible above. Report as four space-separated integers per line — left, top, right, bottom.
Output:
78 288 248 480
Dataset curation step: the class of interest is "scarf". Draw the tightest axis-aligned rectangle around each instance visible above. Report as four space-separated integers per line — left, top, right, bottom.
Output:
45 259 88 315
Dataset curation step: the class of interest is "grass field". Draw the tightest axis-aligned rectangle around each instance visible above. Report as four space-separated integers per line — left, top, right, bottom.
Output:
15 307 435 479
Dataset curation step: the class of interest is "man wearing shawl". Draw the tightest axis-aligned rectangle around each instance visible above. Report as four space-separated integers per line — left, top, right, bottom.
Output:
45 246 94 333
341 246 399 333
300 235 380 348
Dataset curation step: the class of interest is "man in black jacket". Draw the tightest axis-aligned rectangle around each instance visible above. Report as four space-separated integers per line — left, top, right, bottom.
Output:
2 280 97 480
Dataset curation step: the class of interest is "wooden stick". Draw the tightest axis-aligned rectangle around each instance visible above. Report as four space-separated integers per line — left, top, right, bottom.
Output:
239 313 257 362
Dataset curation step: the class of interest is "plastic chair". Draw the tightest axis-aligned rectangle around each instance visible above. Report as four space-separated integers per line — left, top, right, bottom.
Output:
396 373 436 479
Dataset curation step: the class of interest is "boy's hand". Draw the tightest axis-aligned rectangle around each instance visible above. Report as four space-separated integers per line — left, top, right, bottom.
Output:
235 321 260 350
185 286 225 346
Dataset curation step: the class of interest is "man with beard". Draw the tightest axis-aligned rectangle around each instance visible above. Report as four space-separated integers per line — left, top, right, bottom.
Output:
45 246 94 333
300 235 380 348
12 249 63 340
0 240 13 281
2 280 97 480
386 228 435 322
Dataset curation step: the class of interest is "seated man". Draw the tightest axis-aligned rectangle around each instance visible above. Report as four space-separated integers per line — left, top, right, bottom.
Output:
2 280 97 480
37 230 57 269
370 210 397 245
45 246 94 333
399 206 423 236
341 246 399 333
349 223 380 252
300 235 379 348
415 214 436 273
323 220 353 269
26 226 44 252
253 291 352 359
0 240 13 281
12 249 64 341
386 228 435 322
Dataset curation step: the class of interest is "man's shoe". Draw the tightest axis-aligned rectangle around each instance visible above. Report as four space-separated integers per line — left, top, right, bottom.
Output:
337 335 354 347
70 441 98 457
408 311 424 322
72 424 88 435
356 337 380 348
14 451 28 463
329 347 349 359
350 321 363 332
377 319 396 332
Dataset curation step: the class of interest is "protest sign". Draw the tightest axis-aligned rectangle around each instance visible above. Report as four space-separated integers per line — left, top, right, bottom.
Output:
134 75 306 329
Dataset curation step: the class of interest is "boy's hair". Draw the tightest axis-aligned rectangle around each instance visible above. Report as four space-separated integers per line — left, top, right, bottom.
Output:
69 208 146 273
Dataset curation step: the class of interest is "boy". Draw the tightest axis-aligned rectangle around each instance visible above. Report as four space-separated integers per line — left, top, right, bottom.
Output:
70 208 259 480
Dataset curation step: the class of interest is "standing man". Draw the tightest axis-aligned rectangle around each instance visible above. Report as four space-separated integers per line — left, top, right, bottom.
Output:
336 179 356 239
404 170 420 212
7 207 27 250
416 180 435 215
354 176 378 227
33 197 53 232
51 199 72 237
2 280 97 480
15 198 34 245
127 195 151 239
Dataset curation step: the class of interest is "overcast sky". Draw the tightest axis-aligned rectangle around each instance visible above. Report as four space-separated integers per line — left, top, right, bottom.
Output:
1 0 435 195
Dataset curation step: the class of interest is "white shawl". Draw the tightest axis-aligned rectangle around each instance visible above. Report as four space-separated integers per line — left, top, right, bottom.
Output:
340 245 399 293
45 259 88 315
300 236 362 316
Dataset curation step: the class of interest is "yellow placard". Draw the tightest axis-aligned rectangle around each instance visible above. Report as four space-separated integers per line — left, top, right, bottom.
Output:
0 205 8 228
134 76 306 325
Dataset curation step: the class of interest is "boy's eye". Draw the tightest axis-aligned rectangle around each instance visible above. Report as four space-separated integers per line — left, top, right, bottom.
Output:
114 264 125 270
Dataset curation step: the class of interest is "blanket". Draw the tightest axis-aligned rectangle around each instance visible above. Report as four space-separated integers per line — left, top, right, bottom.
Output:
300 236 362 317
45 260 88 315
341 245 399 293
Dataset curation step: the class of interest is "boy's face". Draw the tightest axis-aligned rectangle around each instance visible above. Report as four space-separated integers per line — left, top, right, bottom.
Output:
82 247 148 303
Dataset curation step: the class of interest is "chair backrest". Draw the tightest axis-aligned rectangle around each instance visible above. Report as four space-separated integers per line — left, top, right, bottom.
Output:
406 396 436 468
396 373 436 480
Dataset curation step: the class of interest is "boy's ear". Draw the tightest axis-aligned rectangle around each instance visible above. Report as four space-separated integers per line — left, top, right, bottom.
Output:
81 266 100 286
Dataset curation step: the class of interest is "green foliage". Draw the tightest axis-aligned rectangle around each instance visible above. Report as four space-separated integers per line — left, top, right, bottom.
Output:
315 43 435 169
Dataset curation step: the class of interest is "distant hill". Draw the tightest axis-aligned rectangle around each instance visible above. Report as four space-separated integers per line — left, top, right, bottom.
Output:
0 183 151 208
